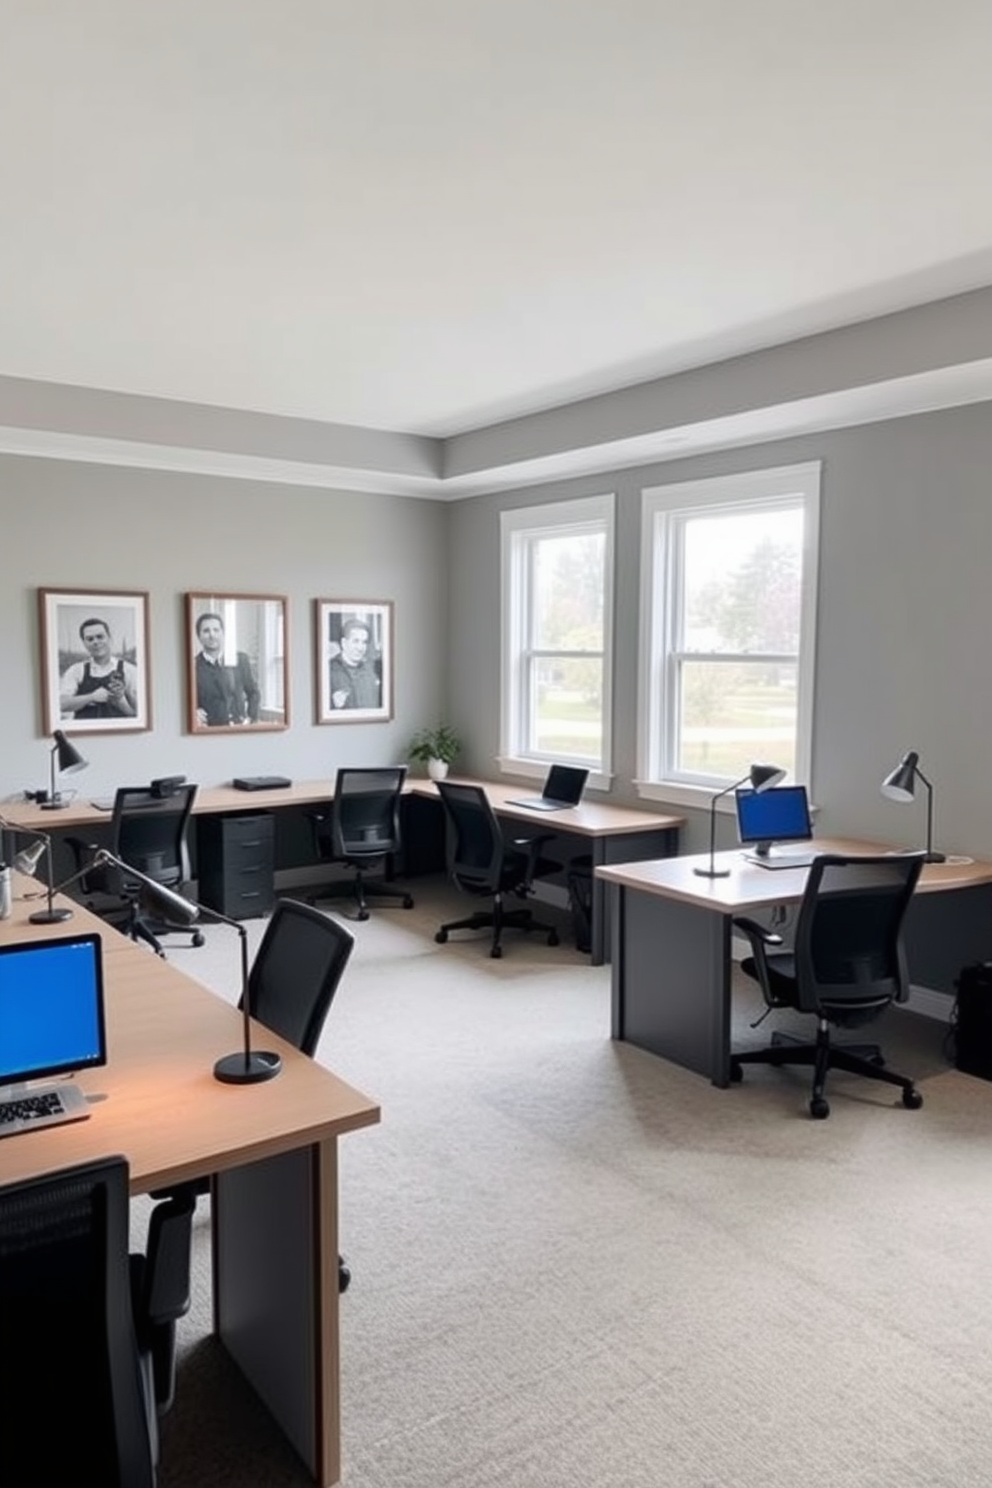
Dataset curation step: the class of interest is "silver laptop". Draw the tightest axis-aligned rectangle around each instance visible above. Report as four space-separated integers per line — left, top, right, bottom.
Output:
0 933 107 1137
506 765 589 813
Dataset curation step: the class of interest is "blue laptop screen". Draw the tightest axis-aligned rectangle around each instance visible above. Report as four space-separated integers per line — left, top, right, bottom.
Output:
735 785 812 848
0 934 107 1086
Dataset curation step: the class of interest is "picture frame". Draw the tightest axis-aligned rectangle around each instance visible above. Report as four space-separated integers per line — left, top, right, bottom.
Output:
185 592 289 734
39 588 152 735
315 599 393 724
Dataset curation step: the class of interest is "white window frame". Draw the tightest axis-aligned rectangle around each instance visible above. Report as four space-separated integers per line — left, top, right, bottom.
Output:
636 462 820 808
499 493 615 789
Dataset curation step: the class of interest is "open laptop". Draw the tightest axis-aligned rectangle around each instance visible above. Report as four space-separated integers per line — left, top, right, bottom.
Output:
506 765 589 813
735 783 819 869
0 932 107 1136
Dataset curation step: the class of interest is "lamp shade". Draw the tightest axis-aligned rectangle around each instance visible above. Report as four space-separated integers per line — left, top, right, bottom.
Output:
749 762 787 793
12 840 46 877
881 751 919 802
53 730 87 774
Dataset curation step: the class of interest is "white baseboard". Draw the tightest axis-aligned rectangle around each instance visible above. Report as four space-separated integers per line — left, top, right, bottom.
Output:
903 985 954 1023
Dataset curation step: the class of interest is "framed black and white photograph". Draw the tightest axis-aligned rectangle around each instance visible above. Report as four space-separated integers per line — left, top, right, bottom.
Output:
185 592 289 734
315 599 393 724
39 588 151 735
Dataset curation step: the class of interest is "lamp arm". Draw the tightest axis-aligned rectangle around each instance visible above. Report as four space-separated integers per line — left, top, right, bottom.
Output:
707 773 749 861
695 772 750 879
915 767 935 858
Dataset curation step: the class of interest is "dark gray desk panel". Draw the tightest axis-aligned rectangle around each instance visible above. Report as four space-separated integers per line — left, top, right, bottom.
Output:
905 883 992 994
588 826 680 965
611 883 732 1086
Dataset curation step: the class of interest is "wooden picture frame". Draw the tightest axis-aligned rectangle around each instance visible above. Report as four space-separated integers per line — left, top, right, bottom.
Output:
185 592 289 734
39 588 151 735
315 599 393 724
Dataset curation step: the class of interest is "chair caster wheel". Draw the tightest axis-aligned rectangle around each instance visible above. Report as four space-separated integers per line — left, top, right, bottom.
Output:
192 931 205 948
903 1087 923 1109
810 1097 830 1120
548 930 559 946
491 945 503 959
435 929 448 944
729 1061 743 1083
357 909 370 922
338 1260 351 1293
403 895 414 909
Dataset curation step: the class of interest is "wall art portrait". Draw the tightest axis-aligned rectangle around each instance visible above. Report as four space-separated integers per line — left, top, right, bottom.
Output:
315 599 393 723
39 588 151 735
185 592 289 734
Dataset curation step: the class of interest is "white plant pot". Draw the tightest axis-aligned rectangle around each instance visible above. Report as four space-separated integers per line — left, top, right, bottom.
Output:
427 758 449 782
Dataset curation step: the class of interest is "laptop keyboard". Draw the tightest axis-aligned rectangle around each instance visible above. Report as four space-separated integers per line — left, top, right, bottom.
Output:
0 1090 66 1125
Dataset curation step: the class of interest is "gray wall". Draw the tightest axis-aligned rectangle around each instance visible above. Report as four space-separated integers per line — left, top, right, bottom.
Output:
449 402 992 860
5 397 991 868
0 455 449 803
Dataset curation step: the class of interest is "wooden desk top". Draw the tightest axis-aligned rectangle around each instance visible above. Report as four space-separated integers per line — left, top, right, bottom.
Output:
0 882 380 1194
408 777 685 838
1 780 339 832
3 777 684 840
596 837 992 912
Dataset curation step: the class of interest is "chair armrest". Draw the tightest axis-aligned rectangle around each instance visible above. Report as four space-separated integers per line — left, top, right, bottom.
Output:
732 916 784 948
513 834 561 892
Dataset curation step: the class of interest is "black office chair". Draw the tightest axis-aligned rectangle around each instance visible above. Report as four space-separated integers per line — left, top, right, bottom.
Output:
67 782 204 956
433 780 561 958
0 1155 193 1487
162 898 357 1290
731 852 926 1119
308 766 414 921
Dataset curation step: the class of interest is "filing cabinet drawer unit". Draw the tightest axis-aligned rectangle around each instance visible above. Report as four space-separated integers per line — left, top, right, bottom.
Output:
199 813 275 919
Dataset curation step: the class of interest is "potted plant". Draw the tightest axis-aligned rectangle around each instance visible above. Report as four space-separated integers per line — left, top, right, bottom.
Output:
409 723 461 782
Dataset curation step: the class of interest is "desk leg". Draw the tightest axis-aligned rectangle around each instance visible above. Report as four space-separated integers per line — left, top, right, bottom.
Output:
611 885 732 1087
213 1139 340 1486
591 827 680 967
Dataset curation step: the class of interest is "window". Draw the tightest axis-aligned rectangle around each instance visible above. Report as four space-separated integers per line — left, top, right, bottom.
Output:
500 494 615 783
638 463 820 802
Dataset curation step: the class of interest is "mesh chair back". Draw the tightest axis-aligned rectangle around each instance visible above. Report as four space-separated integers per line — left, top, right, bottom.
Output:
330 767 406 859
245 898 355 1056
112 783 198 890
436 781 504 889
792 853 925 1015
0 1155 154 1487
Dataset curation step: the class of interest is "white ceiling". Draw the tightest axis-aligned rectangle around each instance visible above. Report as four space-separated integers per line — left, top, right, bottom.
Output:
2 0 992 470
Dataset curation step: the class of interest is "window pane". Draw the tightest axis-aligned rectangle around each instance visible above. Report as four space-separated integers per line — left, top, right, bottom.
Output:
683 508 803 653
677 660 797 779
532 534 605 649
530 657 603 760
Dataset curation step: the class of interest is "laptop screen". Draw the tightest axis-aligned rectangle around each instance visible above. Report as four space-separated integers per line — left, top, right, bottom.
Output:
0 934 107 1087
735 785 812 848
543 766 588 805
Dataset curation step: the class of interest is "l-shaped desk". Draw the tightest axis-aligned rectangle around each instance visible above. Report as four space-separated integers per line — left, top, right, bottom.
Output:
2 778 684 966
598 839 992 1087
0 880 379 1487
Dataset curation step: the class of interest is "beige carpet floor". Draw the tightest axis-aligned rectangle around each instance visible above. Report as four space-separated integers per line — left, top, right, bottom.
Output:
148 878 992 1487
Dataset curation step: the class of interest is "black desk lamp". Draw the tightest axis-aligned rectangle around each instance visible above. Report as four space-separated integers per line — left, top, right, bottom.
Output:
880 750 945 863
694 762 787 879
0 818 73 925
40 729 88 809
52 848 282 1085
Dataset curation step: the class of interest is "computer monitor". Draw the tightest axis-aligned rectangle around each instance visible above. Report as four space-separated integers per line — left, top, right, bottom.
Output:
734 784 813 857
0 933 107 1089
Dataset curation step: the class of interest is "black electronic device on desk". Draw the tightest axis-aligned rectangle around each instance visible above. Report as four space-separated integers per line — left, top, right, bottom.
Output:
506 764 588 812
735 783 818 868
232 775 292 792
